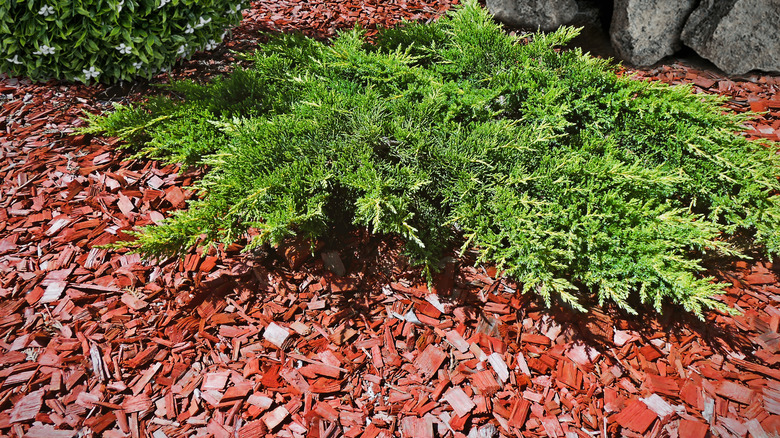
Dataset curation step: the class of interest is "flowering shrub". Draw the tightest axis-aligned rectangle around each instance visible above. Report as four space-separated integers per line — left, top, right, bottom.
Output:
0 0 245 83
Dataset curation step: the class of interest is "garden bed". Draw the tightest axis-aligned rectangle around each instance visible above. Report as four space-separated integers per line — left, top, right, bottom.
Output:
0 1 779 437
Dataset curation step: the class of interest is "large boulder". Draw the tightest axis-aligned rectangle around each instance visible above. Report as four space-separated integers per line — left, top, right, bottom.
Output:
609 0 697 66
681 0 780 75
486 0 578 31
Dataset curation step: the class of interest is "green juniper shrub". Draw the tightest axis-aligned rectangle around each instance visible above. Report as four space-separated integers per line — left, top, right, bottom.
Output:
82 0 780 318
0 0 245 83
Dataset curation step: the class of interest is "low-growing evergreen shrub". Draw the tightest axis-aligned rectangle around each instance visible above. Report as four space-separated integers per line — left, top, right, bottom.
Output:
0 0 245 82
83 0 780 317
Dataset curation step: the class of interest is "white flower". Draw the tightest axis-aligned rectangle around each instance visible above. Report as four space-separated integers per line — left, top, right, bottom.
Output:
132 61 143 69
221 31 229 41
38 5 55 16
184 24 194 34
82 66 100 80
116 43 132 54
176 44 188 55
33 45 56 55
117 0 124 12
195 16 211 29
157 0 170 9
204 39 218 51
6 55 23 65
235 4 242 12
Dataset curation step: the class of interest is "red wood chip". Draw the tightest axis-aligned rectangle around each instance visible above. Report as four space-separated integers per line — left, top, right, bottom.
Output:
0 236 17 254
309 377 343 394
445 330 470 353
202 372 230 391
280 368 310 393
262 406 289 430
121 292 148 311
164 186 186 208
23 425 77 438
121 394 152 413
117 193 135 216
717 380 755 404
521 333 552 345
314 401 340 422
693 77 716 89
613 399 658 433
719 416 749 436
638 344 663 361
472 370 501 396
558 359 581 390
442 386 476 417
643 374 680 397
39 281 66 304
678 419 709 438
400 415 434 438
9 388 43 423
508 399 531 428
541 416 564 437
745 272 776 284
565 342 600 369
263 322 292 349
487 352 510 383
414 344 447 379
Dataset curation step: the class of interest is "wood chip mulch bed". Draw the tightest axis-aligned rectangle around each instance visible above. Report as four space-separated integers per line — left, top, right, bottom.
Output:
1 1 780 437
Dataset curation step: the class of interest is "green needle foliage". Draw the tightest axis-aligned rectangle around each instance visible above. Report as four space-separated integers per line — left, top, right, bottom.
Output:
82 0 780 318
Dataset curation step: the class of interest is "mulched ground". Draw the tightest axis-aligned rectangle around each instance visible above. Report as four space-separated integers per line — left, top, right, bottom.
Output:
1 1 780 437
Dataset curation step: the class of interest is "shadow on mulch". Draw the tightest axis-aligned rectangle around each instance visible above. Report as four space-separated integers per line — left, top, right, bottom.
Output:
176 223 760 363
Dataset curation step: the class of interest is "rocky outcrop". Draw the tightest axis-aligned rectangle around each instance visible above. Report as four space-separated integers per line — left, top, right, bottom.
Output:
609 0 697 66
486 0 579 31
487 0 780 76
681 0 780 75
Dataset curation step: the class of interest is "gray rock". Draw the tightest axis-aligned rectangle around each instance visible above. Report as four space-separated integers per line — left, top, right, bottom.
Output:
609 0 697 66
570 1 601 27
681 0 780 75
486 0 578 31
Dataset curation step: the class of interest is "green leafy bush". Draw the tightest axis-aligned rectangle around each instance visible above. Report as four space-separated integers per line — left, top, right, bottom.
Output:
83 0 780 317
0 0 245 83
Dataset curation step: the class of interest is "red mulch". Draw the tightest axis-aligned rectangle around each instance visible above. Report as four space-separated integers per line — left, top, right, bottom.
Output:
1 1 780 437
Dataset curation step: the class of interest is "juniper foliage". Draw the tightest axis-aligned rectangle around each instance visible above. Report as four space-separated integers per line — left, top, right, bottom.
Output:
82 0 780 317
